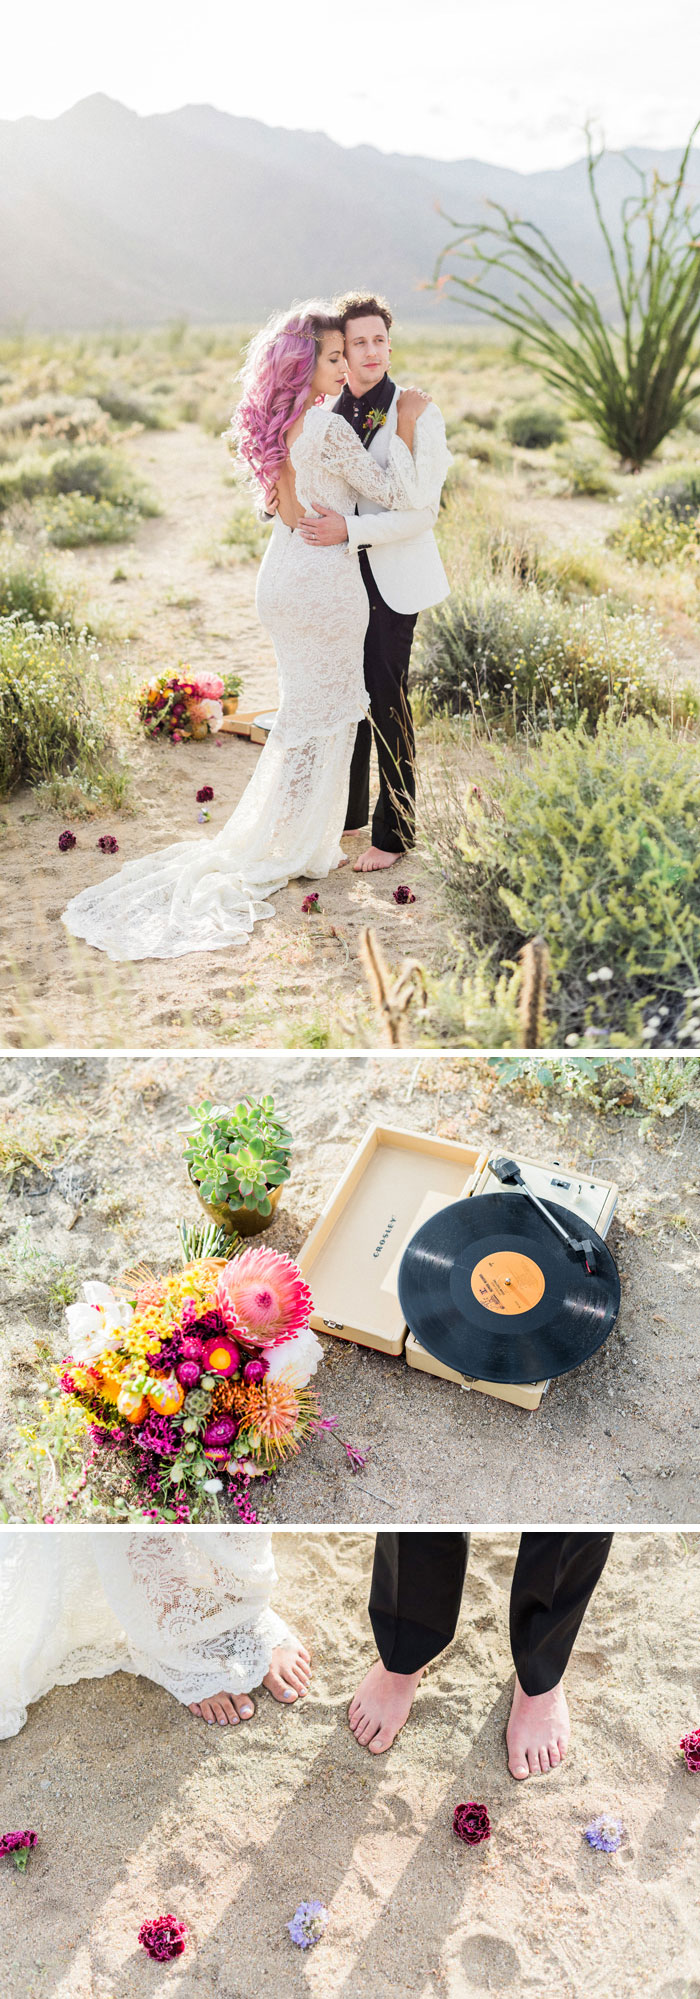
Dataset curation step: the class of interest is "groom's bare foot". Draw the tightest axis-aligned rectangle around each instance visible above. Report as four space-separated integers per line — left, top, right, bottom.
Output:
188 1691 256 1726
506 1676 570 1779
353 845 402 873
263 1639 312 1705
348 1659 425 1753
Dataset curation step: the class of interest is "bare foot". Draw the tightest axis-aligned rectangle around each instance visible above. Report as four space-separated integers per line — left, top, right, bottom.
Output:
353 845 403 873
337 854 351 868
263 1639 312 1705
348 1658 425 1753
506 1676 570 1779
188 1691 256 1726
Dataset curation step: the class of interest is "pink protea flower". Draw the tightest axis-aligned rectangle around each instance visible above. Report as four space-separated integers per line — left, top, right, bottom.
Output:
192 672 224 700
216 1248 314 1349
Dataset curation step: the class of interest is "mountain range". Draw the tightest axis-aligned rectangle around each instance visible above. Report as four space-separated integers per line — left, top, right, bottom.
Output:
1 95 698 329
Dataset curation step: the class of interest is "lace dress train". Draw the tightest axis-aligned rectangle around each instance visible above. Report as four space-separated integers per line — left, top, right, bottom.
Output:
0 1531 289 1737
61 407 437 962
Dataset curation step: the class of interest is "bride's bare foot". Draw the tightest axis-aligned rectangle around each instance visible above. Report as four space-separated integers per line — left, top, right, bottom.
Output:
348 1659 425 1753
506 1675 570 1779
353 845 402 873
188 1692 256 1726
263 1639 312 1705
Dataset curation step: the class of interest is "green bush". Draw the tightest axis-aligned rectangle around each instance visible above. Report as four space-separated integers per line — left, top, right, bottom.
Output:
0 615 117 797
414 581 687 729
504 402 566 449
94 386 165 428
42 494 141 546
0 546 81 628
554 443 616 496
431 714 700 1041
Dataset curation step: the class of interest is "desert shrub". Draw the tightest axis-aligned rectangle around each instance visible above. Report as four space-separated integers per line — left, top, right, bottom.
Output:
0 616 118 798
94 386 165 428
219 507 271 562
554 443 616 496
0 456 53 511
610 468 700 567
414 581 687 729
0 393 104 439
427 714 700 1042
0 546 82 628
42 494 141 546
504 403 566 450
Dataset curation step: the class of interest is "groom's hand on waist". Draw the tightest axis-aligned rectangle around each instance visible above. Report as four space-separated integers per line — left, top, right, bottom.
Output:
298 506 348 546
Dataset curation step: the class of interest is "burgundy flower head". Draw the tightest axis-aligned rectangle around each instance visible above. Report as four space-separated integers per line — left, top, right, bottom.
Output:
97 834 119 854
138 1914 189 1961
176 1358 201 1390
0 1830 38 1872
196 785 214 803
301 892 320 914
453 1801 491 1845
392 884 416 905
680 1727 700 1772
242 1355 268 1384
195 1309 228 1338
58 829 76 851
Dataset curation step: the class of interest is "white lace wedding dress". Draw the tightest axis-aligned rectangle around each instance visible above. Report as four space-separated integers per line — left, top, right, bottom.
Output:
0 1531 290 1736
62 405 445 961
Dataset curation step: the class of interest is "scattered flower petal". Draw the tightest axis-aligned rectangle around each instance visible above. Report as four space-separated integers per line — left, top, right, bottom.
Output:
138 1914 189 1961
680 1727 700 1772
584 1813 624 1852
287 1900 328 1949
301 892 321 915
453 1802 491 1845
392 884 416 905
0 1831 38 1872
97 834 119 854
197 786 214 803
58 829 76 851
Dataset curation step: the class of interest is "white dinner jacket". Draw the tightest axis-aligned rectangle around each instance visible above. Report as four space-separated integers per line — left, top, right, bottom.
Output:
341 384 450 614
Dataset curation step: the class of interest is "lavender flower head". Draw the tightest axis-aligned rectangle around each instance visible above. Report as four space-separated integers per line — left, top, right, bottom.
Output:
584 1813 624 1853
287 1900 328 1949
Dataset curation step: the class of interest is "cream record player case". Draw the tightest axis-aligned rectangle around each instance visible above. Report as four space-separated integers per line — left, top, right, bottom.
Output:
298 1123 619 1410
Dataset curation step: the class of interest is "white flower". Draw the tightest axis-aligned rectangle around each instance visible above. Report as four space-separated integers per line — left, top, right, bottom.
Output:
264 1323 324 1389
64 1281 133 1361
202 1477 223 1493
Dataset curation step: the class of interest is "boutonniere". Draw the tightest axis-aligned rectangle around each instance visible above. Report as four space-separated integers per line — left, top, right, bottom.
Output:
363 407 387 438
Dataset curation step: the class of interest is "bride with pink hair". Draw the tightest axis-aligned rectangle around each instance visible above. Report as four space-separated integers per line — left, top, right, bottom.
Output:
61 301 445 962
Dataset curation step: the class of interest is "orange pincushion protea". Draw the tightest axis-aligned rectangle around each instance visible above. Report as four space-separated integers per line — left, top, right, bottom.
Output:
229 1378 319 1463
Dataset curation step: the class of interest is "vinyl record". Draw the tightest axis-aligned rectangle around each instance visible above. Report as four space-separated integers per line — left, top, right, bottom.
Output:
398 1192 620 1383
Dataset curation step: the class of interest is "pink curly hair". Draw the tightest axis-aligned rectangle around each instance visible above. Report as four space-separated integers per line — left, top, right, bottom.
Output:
229 301 343 494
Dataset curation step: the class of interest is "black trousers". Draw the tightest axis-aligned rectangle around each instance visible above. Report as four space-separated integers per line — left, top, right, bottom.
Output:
369 1532 613 1696
344 550 418 853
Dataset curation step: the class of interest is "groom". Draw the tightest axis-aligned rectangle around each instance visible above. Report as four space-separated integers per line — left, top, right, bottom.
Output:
349 1532 613 1777
298 291 450 872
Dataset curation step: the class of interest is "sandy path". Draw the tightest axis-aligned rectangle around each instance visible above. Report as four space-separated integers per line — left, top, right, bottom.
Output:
0 426 443 1050
1 1055 698 1526
1 1530 699 1999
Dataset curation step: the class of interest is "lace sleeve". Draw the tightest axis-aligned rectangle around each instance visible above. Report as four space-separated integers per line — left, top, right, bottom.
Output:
93 1531 289 1705
320 413 424 510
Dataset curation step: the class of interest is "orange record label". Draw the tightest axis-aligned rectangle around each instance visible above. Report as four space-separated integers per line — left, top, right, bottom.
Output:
470 1249 545 1315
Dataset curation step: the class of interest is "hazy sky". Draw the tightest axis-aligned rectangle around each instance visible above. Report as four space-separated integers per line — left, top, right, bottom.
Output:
3 0 700 170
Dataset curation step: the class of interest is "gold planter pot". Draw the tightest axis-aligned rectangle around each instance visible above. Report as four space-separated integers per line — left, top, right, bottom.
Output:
190 1172 283 1238
222 695 240 715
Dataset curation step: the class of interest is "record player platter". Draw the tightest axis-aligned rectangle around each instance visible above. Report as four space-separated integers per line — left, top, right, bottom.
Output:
397 1192 620 1384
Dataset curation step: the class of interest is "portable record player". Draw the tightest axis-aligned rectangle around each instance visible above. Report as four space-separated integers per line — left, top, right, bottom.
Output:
298 1123 620 1407
404 1154 619 1409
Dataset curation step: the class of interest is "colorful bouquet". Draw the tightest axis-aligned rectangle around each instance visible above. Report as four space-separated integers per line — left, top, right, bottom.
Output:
57 1225 324 1516
138 669 225 741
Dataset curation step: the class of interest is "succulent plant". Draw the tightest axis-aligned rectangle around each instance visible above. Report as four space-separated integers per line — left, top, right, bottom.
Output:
221 671 243 698
181 1096 292 1217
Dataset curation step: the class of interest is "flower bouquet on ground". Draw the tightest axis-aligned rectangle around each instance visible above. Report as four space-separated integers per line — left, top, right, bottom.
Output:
57 1221 325 1520
138 668 225 741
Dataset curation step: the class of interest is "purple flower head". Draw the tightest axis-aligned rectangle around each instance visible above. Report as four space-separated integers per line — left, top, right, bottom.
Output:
58 829 76 851
138 1914 188 1961
195 1308 228 1338
286 1900 328 1950
196 786 214 803
392 884 416 905
97 834 119 854
301 891 320 915
584 1814 624 1853
177 1358 201 1390
680 1727 700 1772
134 1411 181 1459
242 1356 269 1385
0 1830 38 1872
453 1802 491 1846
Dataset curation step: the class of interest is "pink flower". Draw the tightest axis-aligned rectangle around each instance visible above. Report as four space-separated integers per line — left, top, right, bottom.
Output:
301 892 321 915
216 1248 314 1349
680 1727 700 1772
58 829 76 851
188 696 224 732
191 672 224 700
97 834 119 854
138 1914 188 1961
392 884 416 905
453 1802 491 1845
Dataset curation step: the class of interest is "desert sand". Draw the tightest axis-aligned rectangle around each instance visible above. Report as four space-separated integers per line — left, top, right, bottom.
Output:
1 1054 698 1524
1 1530 699 1999
0 425 442 1051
